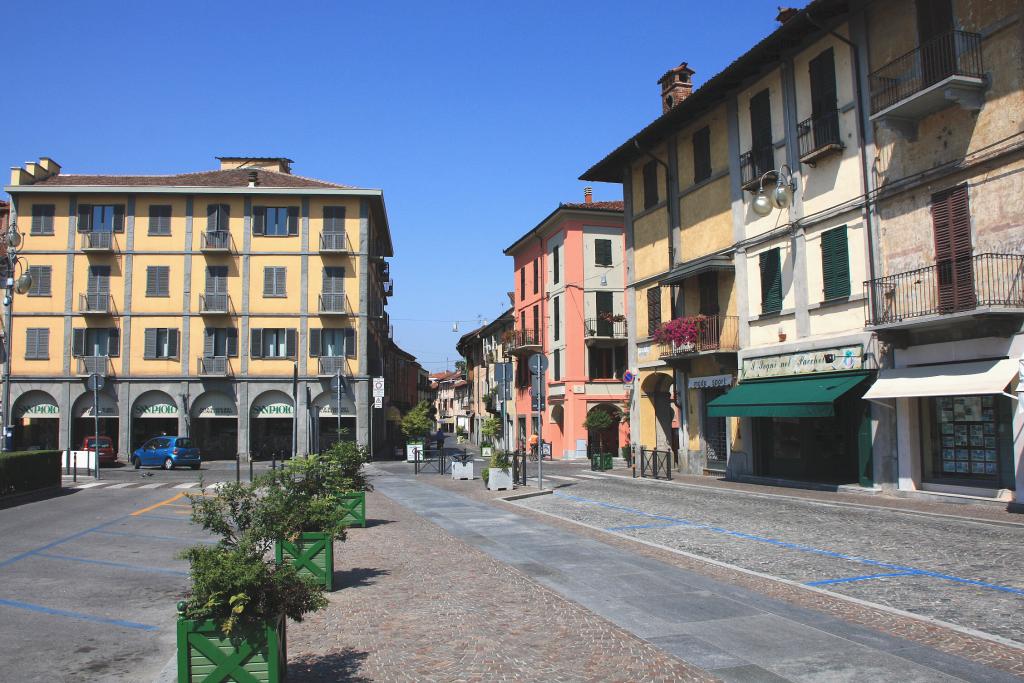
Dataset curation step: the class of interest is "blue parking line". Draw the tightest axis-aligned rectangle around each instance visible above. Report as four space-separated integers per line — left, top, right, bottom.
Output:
557 490 1024 597
90 529 215 545
806 571 919 586
0 598 158 631
136 513 191 522
34 552 188 576
606 522 691 531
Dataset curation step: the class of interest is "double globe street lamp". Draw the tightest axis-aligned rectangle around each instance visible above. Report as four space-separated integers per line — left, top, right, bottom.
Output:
750 163 797 217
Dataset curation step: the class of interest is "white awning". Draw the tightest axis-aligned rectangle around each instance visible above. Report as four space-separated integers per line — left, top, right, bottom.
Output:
863 359 1019 401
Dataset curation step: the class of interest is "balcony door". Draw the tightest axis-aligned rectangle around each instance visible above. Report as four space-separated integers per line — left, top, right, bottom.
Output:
698 271 720 349
595 291 614 337
917 0 955 87
932 184 975 314
87 265 109 310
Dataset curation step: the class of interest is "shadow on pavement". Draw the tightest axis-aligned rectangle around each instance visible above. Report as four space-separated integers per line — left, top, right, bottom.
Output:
332 567 390 590
290 647 371 682
0 485 78 510
362 517 395 529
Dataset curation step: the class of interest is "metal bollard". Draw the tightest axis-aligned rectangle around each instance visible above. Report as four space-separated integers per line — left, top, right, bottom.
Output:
249 456 254 482
235 454 240 483
72 452 77 483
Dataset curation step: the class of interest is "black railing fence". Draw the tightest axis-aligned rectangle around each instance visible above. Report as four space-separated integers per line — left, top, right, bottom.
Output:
797 108 842 159
638 447 673 480
869 30 983 113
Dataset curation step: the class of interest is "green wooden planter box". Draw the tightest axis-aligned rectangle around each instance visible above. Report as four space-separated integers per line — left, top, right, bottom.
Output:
275 532 334 591
337 490 366 528
591 453 613 471
176 611 287 683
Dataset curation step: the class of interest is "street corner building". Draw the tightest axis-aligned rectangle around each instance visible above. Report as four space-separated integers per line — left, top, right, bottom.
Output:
581 0 1024 505
503 194 629 460
2 155 399 461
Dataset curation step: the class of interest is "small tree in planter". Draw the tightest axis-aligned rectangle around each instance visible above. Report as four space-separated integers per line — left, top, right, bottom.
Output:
178 480 329 683
402 401 432 461
319 440 371 528
480 415 502 459
482 449 513 490
584 409 617 470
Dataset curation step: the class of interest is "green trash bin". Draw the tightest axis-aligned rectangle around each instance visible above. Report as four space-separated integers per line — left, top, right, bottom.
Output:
590 453 599 472
599 453 613 471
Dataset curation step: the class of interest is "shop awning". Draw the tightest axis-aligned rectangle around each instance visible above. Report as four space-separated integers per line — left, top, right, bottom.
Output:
862 359 1018 401
707 372 872 418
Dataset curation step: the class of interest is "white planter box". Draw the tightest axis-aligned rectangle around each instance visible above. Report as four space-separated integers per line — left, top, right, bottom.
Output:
451 461 474 480
406 442 424 462
481 446 493 459
487 467 513 491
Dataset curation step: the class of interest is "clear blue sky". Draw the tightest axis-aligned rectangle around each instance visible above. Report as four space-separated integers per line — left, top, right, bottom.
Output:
4 0 782 372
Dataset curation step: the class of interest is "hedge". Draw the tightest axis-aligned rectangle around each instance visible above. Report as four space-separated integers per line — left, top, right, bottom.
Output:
0 450 61 497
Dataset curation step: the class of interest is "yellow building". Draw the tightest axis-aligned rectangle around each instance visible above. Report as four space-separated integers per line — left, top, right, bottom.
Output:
4 156 394 460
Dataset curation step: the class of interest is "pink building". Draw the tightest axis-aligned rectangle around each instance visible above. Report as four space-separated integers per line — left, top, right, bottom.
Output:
503 194 628 459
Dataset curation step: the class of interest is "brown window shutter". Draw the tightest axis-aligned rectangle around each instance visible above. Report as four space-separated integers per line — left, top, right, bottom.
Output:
647 287 662 336
932 184 974 312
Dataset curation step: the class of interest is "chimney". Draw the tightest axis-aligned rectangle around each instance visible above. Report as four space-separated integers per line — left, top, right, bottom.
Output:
217 157 293 174
776 7 799 24
248 171 259 187
658 63 695 113
584 187 593 204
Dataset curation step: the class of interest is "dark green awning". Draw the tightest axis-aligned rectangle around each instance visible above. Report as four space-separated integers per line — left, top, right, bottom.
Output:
706 372 872 418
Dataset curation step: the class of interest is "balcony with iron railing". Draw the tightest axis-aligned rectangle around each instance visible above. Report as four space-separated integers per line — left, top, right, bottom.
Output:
319 292 352 316
869 30 985 133
77 355 113 377
197 355 231 377
657 315 740 360
584 318 628 345
740 144 776 191
504 328 541 355
199 292 231 315
81 232 117 252
200 230 231 252
797 108 843 165
318 356 350 377
864 253 1024 328
319 232 353 253
79 292 113 315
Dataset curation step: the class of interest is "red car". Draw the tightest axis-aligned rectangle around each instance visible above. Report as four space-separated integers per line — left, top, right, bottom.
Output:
82 436 117 465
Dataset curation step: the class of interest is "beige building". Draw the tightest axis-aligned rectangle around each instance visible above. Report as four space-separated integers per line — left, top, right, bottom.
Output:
3 156 394 460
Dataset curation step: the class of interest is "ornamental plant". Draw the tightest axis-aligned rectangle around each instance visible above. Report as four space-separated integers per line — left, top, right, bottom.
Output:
480 415 502 447
652 315 707 347
583 409 618 456
401 400 433 439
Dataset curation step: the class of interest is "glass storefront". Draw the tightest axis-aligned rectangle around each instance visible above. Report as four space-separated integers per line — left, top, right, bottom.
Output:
920 394 1013 487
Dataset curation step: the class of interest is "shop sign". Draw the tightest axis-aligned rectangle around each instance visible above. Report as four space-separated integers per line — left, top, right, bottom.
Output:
17 403 59 418
195 405 236 418
741 345 863 380
688 374 732 389
79 405 118 418
253 402 294 418
192 393 236 418
134 402 178 418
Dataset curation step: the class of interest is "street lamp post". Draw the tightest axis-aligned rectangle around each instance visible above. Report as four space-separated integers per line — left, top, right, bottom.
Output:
1 222 33 453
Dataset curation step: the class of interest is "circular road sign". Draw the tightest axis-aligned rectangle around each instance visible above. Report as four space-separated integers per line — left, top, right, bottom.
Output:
86 373 105 392
528 353 548 376
622 370 635 384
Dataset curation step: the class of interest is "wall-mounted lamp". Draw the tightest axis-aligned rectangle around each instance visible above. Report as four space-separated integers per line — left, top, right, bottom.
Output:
751 164 796 217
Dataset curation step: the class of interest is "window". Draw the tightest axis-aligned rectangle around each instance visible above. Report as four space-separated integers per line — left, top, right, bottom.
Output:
250 328 296 359
72 327 119 357
253 206 298 236
205 265 228 293
594 238 613 267
77 204 124 233
932 184 974 313
323 206 345 232
146 266 170 297
310 328 356 358
922 394 1007 483
821 226 850 301
149 205 172 235
553 349 561 381
263 266 287 298
699 271 720 315
25 328 49 360
647 287 662 336
203 327 238 357
532 305 539 337
693 126 712 183
808 48 839 150
323 267 345 293
88 265 110 300
589 346 626 380
533 258 539 294
552 244 560 285
207 204 230 232
642 160 659 210
31 205 54 235
749 89 773 177
553 296 560 341
27 265 51 296
520 310 526 334
520 268 525 300
143 328 179 359
759 248 783 314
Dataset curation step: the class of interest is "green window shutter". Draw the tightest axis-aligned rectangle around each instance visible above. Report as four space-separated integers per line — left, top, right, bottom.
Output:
203 328 215 357
251 328 263 358
309 328 321 357
226 328 239 357
72 328 86 356
169 329 179 359
821 226 850 300
285 329 297 358
760 248 783 314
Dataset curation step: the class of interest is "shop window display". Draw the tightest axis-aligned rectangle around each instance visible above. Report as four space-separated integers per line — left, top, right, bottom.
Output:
923 395 1008 483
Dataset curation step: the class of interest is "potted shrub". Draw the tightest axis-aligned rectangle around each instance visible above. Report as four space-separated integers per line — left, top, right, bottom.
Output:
480 415 501 460
450 453 474 480
584 409 617 471
402 401 432 461
318 440 370 528
483 450 513 491
178 481 328 682
455 426 467 444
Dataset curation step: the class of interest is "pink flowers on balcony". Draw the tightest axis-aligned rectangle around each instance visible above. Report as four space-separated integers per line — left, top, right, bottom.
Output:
653 315 707 350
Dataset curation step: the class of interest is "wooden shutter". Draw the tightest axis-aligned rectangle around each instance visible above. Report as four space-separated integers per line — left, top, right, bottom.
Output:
809 48 837 118
252 207 265 235
206 266 226 293
250 328 263 358
699 271 720 315
108 328 120 357
27 328 48 359
309 328 321 357
112 205 125 233
144 329 157 359
554 349 561 381
647 287 662 336
532 305 539 335
520 268 525 300
932 185 974 312
693 126 712 183
552 245 560 284
323 267 344 293
31 205 54 234
553 296 560 341
28 266 51 295
286 329 297 358
89 266 110 294
203 328 215 357
169 329 179 358
821 226 851 300
750 89 773 176
287 207 299 236
77 205 92 232
760 249 783 313
324 206 345 232
344 328 356 358
643 160 659 209
533 258 539 294
595 239 612 266
72 328 86 356
226 327 239 357
263 267 275 297
150 205 171 234
25 329 35 359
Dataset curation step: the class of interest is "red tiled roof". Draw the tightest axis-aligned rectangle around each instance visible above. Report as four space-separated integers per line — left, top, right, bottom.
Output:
31 168 354 189
559 201 624 211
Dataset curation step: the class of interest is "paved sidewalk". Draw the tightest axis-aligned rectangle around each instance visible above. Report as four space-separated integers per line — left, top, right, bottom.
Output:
368 466 1020 682
287 491 710 682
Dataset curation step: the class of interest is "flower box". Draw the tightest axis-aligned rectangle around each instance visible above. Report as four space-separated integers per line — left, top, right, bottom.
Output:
275 531 334 590
176 611 287 683
336 491 366 528
487 467 513 491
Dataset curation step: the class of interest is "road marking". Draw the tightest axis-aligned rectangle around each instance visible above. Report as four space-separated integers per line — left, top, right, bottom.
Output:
0 597 158 631
131 492 185 516
573 474 601 480
104 483 136 489
806 571 919 587
173 483 199 489
543 475 578 482
34 552 188 576
73 482 108 489
91 529 215 545
137 483 166 489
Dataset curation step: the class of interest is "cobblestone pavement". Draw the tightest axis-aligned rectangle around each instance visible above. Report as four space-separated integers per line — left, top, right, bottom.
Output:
286 491 714 682
515 472 1024 647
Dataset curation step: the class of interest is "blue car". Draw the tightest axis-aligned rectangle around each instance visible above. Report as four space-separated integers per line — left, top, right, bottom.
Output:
131 436 201 470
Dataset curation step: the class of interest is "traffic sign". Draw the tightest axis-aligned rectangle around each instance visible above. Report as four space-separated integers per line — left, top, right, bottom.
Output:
528 353 548 376
86 373 105 392
330 375 342 391
373 396 383 409
622 370 635 384
372 377 385 397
